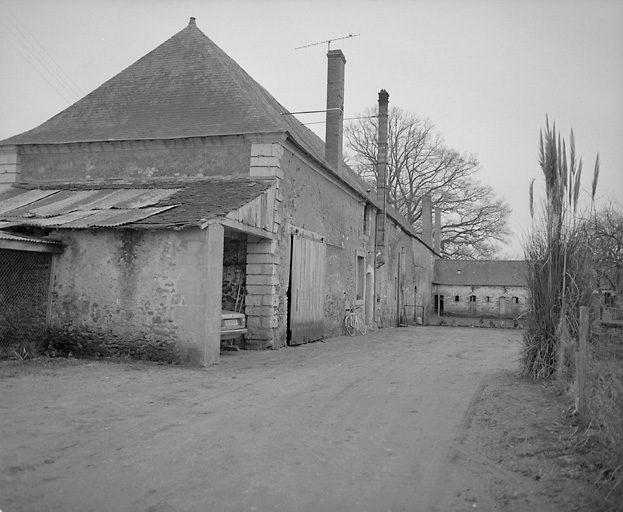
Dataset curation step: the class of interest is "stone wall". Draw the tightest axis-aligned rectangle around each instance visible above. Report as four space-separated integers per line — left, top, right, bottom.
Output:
434 284 528 319
247 139 436 346
373 219 435 328
18 137 251 181
278 143 371 340
48 227 222 365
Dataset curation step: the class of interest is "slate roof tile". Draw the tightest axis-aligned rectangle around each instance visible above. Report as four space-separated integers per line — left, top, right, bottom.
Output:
434 260 528 287
0 19 334 174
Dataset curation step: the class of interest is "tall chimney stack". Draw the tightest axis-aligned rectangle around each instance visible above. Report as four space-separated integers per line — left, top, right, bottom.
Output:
434 207 441 254
422 194 432 247
325 49 346 173
375 89 389 267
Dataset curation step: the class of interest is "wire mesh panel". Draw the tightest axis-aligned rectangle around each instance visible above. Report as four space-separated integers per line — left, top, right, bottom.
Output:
0 249 53 357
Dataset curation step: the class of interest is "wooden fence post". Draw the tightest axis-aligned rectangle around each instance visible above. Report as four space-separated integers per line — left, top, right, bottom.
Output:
578 306 589 428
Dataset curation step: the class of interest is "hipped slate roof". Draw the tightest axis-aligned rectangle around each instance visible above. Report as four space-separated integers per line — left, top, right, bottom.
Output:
0 18 370 198
0 178 274 229
434 260 528 287
2 18 295 144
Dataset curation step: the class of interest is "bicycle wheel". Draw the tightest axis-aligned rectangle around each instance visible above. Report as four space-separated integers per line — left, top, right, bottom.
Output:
345 314 356 336
357 315 367 335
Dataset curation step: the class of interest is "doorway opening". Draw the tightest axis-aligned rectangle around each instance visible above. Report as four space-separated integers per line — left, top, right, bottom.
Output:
434 294 444 315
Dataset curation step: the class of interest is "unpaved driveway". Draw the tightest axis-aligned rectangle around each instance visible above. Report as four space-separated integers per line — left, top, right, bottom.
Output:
0 327 603 511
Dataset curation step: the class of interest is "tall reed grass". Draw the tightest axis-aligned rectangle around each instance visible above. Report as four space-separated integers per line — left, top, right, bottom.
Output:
522 117 600 379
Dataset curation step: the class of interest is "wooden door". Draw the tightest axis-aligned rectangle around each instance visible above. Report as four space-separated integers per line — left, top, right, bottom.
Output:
289 235 326 345
469 295 477 315
499 296 507 317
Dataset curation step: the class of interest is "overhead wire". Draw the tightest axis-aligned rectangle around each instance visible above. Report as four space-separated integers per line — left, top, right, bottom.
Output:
303 115 377 126
0 0 84 104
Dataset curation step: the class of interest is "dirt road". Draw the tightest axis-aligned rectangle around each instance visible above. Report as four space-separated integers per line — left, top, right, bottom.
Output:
0 327 595 511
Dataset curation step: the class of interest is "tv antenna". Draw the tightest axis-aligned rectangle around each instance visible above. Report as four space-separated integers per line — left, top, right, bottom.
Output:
295 33 360 51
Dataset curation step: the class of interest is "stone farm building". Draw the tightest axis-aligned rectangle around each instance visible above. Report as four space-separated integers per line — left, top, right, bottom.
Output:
0 18 436 365
433 260 528 320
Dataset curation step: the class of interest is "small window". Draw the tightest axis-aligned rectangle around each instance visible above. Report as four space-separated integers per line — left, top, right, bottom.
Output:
470 295 476 302
485 296 491 302
512 297 519 304
455 295 460 302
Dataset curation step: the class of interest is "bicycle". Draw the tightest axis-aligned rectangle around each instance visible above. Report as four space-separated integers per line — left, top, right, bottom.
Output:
345 305 367 336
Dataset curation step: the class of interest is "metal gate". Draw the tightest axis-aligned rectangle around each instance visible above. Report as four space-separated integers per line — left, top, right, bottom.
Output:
289 234 326 345
0 249 53 357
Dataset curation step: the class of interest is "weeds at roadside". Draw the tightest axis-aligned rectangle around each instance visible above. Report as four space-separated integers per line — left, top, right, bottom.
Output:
584 327 623 510
0 339 40 361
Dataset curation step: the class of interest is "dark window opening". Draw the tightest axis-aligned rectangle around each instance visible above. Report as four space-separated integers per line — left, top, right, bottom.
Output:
356 254 365 301
363 205 373 236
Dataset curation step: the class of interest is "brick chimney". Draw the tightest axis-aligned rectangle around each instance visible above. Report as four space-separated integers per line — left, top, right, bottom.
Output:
325 49 346 173
434 207 441 253
375 89 389 267
422 194 432 247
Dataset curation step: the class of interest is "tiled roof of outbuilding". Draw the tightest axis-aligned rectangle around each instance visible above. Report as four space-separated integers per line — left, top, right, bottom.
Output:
434 260 528 287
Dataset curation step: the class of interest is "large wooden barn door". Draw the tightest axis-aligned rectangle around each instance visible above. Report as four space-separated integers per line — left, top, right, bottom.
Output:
288 234 326 345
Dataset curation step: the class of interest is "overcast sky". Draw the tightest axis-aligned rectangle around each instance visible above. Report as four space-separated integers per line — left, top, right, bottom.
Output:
1 0 621 257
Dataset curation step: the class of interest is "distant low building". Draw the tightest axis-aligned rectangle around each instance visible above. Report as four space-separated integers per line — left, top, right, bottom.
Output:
432 260 528 319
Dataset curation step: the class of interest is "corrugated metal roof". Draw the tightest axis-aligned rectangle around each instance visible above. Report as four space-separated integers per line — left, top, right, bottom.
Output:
14 210 96 227
0 178 275 230
0 230 61 245
104 189 178 209
61 206 177 228
1 188 180 218
4 205 177 228
26 190 103 217
0 189 59 215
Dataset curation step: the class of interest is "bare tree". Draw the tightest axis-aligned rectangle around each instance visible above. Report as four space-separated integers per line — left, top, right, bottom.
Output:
344 106 511 259
588 203 623 297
